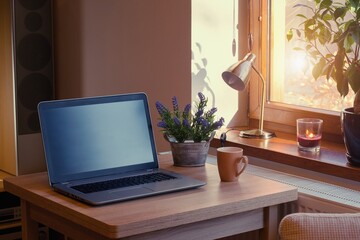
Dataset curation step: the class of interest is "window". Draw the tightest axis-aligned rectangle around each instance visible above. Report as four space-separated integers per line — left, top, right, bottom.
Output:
250 0 346 141
269 0 354 112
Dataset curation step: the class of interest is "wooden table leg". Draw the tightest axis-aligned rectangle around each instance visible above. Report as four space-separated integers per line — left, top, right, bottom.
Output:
21 199 39 240
260 205 279 240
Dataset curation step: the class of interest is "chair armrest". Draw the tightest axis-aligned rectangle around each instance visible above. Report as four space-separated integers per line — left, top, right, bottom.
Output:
279 213 360 240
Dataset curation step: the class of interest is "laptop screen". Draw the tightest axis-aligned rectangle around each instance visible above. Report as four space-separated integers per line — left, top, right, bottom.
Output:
38 93 158 184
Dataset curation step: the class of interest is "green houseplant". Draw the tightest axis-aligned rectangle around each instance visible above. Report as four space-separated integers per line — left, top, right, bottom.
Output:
287 0 360 165
156 92 224 166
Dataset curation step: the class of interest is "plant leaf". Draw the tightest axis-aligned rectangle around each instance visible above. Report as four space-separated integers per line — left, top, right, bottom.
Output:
350 24 360 45
304 19 317 40
340 76 350 97
334 46 348 96
320 0 333 9
319 25 332 44
334 7 347 20
357 8 360 20
310 50 320 59
293 47 304 51
347 63 360 93
312 58 327 79
287 29 293 41
296 14 308 19
345 34 355 50
350 0 360 9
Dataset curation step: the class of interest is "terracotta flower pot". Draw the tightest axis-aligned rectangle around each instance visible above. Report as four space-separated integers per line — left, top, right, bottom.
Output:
341 107 360 167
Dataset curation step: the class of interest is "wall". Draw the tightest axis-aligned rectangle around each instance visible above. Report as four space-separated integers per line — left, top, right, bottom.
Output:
53 0 191 151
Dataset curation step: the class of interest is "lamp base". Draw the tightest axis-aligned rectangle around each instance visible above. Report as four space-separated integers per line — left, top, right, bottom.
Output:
239 129 275 139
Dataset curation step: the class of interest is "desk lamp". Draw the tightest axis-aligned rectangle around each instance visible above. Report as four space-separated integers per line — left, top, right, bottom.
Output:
222 52 275 139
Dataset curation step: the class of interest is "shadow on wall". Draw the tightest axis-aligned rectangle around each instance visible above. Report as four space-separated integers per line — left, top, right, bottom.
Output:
192 42 249 129
191 42 215 108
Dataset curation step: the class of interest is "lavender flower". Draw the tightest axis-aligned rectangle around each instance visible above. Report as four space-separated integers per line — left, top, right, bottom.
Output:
157 121 167 128
195 109 203 118
172 96 179 112
173 117 181 126
199 118 210 128
155 101 168 117
155 92 224 143
206 107 217 117
183 118 190 128
198 92 205 103
212 117 225 129
183 104 191 116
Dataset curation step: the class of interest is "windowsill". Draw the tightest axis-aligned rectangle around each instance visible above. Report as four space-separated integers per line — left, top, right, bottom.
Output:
210 128 360 182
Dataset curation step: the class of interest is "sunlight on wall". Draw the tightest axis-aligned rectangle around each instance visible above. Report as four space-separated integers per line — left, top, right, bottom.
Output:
191 0 240 127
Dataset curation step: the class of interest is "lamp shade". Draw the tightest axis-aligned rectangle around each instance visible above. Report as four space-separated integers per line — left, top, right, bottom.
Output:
222 53 256 91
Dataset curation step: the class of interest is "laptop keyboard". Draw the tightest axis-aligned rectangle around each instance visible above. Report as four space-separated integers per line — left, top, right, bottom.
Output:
71 172 177 193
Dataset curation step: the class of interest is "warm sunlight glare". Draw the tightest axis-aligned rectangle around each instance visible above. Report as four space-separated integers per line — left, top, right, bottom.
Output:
288 51 308 75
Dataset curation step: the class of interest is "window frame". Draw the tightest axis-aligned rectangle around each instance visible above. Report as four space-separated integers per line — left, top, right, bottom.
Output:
247 0 344 143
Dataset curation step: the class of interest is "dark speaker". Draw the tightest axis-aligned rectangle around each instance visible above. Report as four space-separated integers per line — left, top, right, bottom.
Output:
13 0 54 135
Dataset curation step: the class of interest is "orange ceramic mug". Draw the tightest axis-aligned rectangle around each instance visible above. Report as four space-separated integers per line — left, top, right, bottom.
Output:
217 147 248 182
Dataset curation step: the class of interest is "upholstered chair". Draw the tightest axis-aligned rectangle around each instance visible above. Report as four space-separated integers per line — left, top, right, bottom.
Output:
279 212 360 240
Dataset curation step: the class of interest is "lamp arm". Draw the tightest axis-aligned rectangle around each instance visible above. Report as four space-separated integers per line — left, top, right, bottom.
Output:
251 65 265 132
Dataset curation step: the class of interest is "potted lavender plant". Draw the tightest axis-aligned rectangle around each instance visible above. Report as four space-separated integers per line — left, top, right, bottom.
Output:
156 92 224 166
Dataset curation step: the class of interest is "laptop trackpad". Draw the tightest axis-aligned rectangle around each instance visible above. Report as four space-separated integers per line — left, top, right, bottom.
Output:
109 186 153 196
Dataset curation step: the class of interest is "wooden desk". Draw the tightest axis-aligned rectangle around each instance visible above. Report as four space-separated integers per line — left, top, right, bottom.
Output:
4 154 297 240
0 170 13 191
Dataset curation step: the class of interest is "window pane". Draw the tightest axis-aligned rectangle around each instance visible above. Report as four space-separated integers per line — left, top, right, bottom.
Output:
269 0 354 112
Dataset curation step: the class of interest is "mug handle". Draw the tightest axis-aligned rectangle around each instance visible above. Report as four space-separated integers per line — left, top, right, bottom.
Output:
236 156 248 177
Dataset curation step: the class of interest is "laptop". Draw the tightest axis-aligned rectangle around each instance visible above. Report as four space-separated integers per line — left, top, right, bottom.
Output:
38 93 205 205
